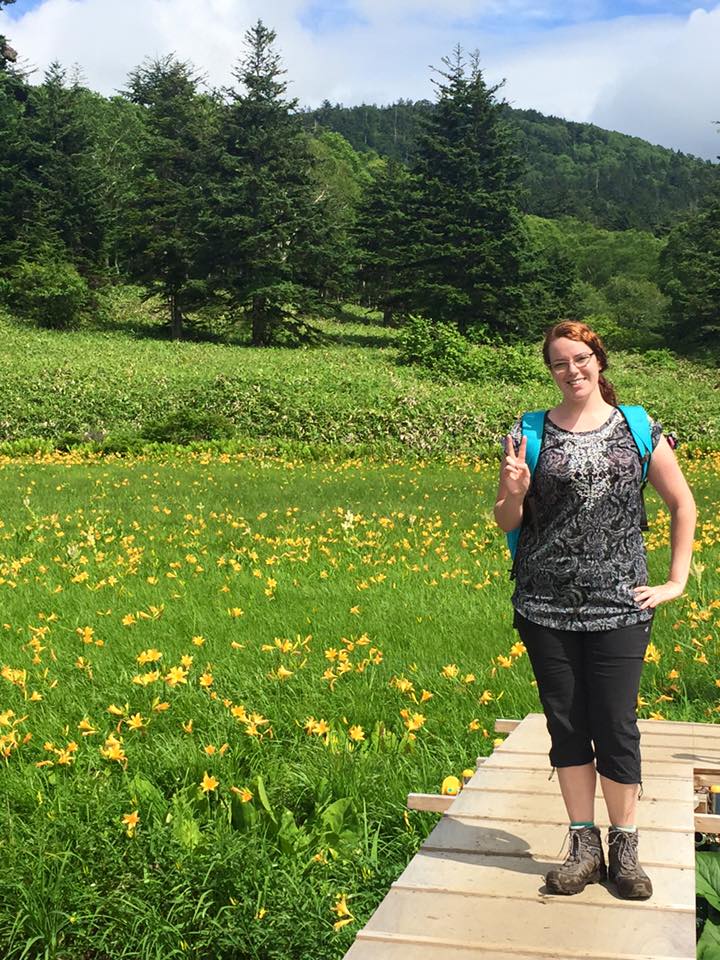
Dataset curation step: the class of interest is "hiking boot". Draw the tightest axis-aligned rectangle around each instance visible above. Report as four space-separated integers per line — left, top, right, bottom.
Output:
607 828 653 900
545 826 607 895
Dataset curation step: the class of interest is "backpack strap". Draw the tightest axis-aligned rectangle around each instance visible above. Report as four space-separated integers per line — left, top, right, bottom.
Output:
506 410 546 561
617 404 653 484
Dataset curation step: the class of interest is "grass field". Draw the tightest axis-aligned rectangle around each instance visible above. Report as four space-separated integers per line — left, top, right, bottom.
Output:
0 298 718 455
1 447 718 959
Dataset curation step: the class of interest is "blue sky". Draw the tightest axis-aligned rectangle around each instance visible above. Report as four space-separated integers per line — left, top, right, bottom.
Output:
1 0 719 158
5 0 42 15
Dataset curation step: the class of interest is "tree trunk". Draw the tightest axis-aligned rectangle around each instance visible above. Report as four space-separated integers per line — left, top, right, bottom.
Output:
383 305 394 327
170 293 183 341
251 296 269 346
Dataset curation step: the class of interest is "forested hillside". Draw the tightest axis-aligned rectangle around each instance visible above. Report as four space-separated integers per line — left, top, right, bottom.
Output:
1 12 718 352
301 100 717 233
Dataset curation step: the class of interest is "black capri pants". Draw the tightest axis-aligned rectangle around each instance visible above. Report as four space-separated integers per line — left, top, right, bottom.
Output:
513 609 652 784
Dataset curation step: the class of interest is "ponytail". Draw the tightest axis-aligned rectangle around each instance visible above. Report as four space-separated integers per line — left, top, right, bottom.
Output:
598 373 618 407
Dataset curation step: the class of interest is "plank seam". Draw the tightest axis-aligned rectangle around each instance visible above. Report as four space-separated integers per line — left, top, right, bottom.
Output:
462 785 691 800
441 812 694 833
420 845 694 869
355 929 694 960
389 881 694 914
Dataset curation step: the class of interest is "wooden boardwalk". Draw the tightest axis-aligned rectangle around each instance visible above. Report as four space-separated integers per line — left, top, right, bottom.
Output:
343 712 720 960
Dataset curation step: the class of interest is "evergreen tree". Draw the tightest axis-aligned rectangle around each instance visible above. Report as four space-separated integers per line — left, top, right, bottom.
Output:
407 47 529 337
354 158 415 324
27 63 107 269
209 20 328 346
121 55 217 340
660 179 720 346
0 66 32 270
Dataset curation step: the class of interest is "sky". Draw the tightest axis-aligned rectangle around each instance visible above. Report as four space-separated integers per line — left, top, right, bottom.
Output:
1 0 719 160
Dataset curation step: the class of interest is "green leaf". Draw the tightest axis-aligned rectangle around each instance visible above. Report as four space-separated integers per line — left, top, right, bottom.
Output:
128 773 166 822
698 917 720 960
698 853 720 913
320 797 354 835
256 775 276 823
276 808 310 857
173 815 202 851
168 794 202 850
230 794 258 831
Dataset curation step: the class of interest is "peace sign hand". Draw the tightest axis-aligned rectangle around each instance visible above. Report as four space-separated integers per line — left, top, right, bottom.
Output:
503 434 531 498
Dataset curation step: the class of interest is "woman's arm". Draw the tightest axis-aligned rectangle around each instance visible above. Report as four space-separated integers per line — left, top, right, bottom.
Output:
632 435 697 610
494 435 531 532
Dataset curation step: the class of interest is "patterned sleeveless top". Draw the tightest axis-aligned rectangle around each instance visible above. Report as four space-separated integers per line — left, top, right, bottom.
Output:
505 407 663 631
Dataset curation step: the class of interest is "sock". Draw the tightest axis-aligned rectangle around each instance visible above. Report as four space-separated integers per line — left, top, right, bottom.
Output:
570 821 594 829
611 824 637 833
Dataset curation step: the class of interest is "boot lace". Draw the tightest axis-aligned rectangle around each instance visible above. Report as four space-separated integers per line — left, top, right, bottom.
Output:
609 830 638 872
556 829 582 863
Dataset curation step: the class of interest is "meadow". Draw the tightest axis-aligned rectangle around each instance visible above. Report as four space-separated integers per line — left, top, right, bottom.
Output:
1 445 719 959
0 295 718 456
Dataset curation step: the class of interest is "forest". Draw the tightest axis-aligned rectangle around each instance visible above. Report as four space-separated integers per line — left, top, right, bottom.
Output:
302 99 717 233
0 7 719 355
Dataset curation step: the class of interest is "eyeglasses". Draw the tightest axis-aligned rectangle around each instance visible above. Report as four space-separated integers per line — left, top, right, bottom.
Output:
549 352 595 374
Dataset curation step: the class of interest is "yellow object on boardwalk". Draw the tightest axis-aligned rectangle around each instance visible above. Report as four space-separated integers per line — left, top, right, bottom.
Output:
440 775 461 796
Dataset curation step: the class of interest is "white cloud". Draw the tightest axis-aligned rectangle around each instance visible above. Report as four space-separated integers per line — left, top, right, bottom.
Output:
1 0 719 158
480 8 720 161
590 7 720 159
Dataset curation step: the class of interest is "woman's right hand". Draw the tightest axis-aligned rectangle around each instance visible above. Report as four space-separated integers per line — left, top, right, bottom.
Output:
502 434 531 498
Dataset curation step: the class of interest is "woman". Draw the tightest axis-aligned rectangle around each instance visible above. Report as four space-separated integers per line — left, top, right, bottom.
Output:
493 320 696 900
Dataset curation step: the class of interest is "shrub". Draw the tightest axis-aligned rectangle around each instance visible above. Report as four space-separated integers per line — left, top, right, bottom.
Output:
642 349 678 370
141 410 236 445
4 258 90 329
396 314 545 385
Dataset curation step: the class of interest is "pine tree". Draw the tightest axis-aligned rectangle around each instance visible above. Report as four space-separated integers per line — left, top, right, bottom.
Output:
0 61 106 274
354 158 415 324
121 55 217 340
404 47 529 337
27 63 107 269
0 67 32 270
209 20 327 346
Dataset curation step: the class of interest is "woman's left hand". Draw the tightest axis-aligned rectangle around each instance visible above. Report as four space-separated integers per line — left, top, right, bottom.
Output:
633 580 685 610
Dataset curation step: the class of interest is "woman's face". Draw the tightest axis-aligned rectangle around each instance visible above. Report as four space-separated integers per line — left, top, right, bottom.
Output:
546 336 600 402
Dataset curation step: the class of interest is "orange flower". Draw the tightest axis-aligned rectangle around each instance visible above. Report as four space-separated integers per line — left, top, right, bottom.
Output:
122 810 140 837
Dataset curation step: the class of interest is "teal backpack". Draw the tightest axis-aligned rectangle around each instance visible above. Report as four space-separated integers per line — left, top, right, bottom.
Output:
506 405 654 561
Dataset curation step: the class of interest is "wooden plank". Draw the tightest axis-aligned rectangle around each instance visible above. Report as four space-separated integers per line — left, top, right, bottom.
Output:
517 712 720 739
496 719 720 753
494 729 720 762
345 940 689 960
394 849 694 913
359 888 695 959
344 944 580 960
446 787 693 832
352 930 694 960
493 741 720 766
637 718 720 737
494 718 521 733
695 813 720 832
480 749 699 780
464 766 693 802
407 793 453 813
421 815 695 867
